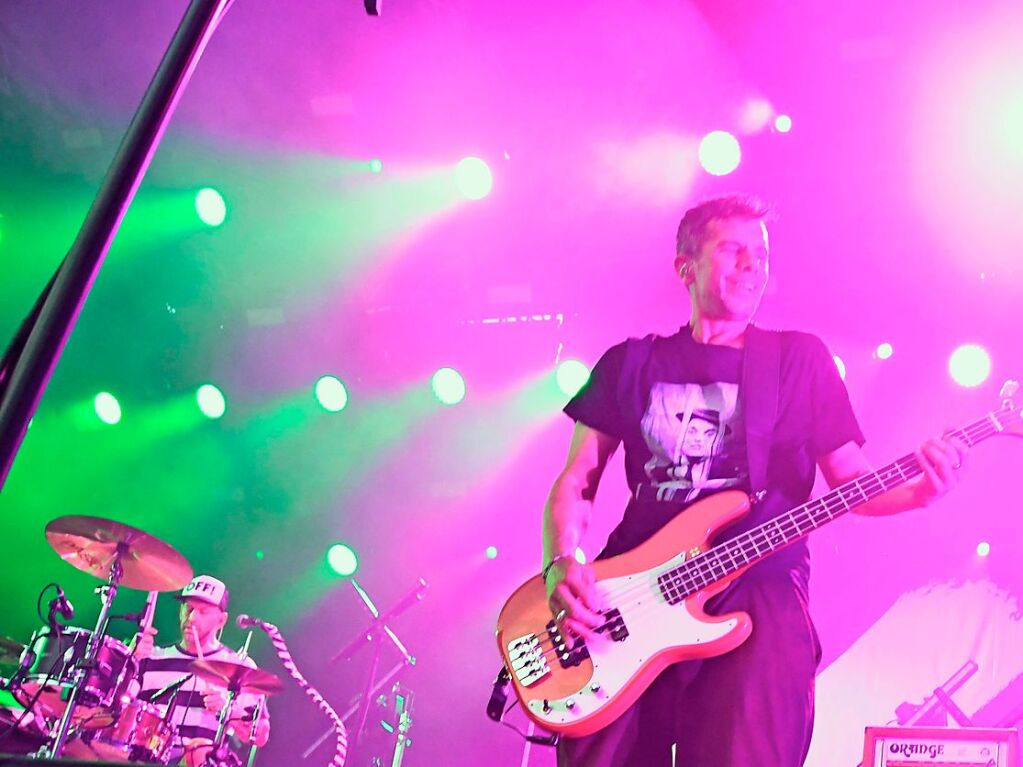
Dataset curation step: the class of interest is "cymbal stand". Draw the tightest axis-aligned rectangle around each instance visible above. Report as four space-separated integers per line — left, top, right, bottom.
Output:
43 549 124 758
204 681 241 767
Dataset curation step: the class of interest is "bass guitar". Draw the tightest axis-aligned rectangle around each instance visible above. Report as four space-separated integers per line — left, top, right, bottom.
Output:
495 382 1021 737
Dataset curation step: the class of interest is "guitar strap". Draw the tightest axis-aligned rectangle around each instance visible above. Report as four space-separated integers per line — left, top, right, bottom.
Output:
742 324 781 495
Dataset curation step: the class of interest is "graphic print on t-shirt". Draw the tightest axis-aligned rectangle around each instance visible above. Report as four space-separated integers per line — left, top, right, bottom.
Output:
640 381 747 503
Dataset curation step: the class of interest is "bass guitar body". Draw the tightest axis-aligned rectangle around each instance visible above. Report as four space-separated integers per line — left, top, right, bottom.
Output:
495 490 755 737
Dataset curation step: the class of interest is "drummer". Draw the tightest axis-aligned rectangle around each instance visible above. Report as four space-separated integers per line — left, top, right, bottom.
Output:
132 575 270 763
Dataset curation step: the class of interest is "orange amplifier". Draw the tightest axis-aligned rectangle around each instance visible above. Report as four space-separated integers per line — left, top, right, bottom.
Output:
863 726 1020 767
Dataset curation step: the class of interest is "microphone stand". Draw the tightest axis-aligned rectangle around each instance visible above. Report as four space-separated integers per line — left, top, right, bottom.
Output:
301 578 426 761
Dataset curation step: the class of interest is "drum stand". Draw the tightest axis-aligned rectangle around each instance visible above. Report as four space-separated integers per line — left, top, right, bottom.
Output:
42 551 124 758
204 682 243 767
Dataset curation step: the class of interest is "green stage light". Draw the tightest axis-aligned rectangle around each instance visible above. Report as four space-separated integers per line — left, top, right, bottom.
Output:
194 187 227 227
196 384 226 419
454 157 493 200
94 392 122 425
556 359 590 397
431 367 466 405
368 159 383 174
326 543 359 577
314 375 349 412
486 545 499 560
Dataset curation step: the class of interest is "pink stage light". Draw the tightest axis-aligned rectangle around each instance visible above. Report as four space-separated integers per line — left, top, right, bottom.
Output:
948 344 991 388
740 98 774 133
698 131 741 176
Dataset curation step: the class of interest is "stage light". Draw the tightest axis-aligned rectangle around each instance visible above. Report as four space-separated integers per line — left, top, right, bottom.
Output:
976 541 991 557
698 131 741 176
454 157 493 200
949 344 991 388
194 187 227 227
833 354 847 381
431 367 466 405
94 392 122 425
368 159 383 174
255 550 265 560
326 543 359 577
485 546 499 560
314 375 349 413
196 384 226 419
875 342 894 360
556 359 590 397
740 98 774 133
774 114 792 133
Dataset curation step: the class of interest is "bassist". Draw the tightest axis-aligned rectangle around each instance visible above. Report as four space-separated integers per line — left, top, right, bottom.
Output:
544 195 968 767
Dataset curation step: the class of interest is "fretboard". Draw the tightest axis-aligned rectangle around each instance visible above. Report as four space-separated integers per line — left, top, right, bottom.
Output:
657 405 1013 602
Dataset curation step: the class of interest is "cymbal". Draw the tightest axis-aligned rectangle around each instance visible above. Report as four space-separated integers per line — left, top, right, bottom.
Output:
0 636 24 667
13 681 115 729
45 515 193 592
189 660 283 696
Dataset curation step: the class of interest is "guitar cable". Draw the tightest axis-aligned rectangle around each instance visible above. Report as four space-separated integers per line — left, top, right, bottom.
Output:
485 665 559 747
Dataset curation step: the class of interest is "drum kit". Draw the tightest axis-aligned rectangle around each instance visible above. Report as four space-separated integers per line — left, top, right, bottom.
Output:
0 516 282 765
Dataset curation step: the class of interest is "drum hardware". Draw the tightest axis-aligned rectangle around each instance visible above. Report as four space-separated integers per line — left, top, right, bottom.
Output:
43 550 126 757
38 515 193 758
189 659 282 767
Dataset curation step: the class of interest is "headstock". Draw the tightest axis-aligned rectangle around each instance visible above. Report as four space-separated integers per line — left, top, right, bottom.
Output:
996 380 1023 438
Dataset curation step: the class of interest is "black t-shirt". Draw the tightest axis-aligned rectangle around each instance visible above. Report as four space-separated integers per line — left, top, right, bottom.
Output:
564 325 864 581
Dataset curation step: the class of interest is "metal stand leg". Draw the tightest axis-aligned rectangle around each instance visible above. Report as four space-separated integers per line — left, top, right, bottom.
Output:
348 631 384 759
44 557 122 758
204 687 239 767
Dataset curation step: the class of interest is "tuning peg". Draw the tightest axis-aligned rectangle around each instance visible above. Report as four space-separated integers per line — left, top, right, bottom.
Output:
1000 380 1019 407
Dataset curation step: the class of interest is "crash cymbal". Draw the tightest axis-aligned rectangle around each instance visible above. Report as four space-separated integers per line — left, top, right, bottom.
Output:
190 660 283 696
0 636 24 667
45 516 193 592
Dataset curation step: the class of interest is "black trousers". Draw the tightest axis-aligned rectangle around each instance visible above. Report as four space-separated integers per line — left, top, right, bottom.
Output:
557 570 820 767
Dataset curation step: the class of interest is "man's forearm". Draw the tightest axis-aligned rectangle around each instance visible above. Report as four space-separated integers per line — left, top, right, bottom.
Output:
854 482 925 517
542 474 591 568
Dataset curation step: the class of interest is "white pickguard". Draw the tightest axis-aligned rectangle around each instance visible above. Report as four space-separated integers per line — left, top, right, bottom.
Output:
527 557 739 727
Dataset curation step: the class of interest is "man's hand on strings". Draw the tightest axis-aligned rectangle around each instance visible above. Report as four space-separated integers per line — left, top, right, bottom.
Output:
545 556 604 643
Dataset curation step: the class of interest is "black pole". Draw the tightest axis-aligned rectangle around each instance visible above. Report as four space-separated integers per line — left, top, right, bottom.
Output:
0 0 232 489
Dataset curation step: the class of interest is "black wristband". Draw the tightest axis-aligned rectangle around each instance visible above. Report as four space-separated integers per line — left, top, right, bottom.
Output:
541 556 569 581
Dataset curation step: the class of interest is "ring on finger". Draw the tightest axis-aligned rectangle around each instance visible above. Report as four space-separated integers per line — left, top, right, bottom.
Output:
556 608 568 622
952 462 962 470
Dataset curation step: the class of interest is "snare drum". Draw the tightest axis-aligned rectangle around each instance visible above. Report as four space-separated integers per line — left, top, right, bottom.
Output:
23 627 137 715
89 699 176 764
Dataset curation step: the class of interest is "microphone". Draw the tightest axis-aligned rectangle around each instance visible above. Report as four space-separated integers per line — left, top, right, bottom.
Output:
48 585 74 624
151 673 192 702
236 614 265 630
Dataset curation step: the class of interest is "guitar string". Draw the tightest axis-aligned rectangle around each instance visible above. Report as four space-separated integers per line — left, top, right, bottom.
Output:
519 469 912 666
561 416 987 612
515 415 998 669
